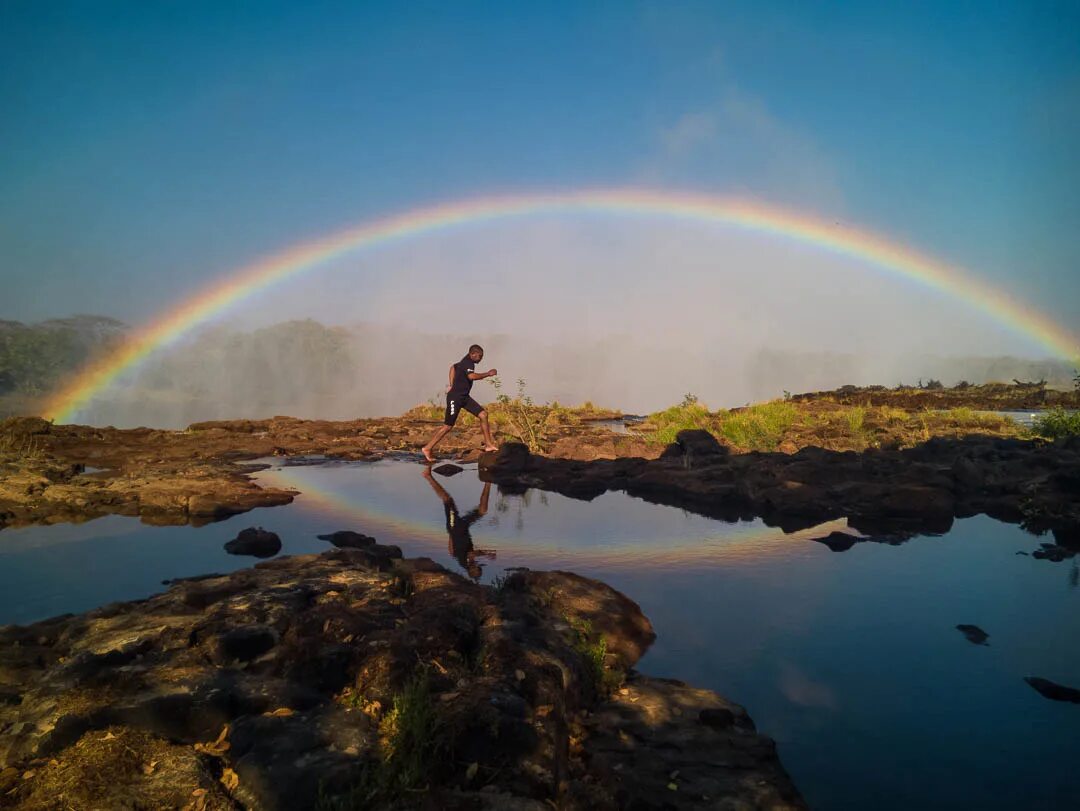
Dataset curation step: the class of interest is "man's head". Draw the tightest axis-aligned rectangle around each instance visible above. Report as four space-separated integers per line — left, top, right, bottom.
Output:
468 344 484 362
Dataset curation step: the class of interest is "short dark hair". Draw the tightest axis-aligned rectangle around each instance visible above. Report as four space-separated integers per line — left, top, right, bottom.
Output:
468 344 484 354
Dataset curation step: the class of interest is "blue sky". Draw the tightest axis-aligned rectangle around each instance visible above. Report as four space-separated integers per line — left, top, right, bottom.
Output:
1 0 1078 336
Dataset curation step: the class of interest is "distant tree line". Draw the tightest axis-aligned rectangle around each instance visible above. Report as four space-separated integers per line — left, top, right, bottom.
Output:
0 316 127 396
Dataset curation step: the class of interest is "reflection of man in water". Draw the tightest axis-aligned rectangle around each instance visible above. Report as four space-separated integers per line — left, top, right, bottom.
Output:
422 468 496 580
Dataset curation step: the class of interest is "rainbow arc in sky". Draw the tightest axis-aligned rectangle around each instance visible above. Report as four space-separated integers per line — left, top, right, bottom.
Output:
44 188 1079 423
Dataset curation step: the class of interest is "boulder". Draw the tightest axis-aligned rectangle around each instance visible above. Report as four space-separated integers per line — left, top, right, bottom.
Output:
224 527 282 558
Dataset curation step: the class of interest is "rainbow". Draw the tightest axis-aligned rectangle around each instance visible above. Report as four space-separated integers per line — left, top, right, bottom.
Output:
45 188 1079 423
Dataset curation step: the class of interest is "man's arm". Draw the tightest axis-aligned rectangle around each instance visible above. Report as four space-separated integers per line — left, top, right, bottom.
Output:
467 368 497 381
446 364 455 392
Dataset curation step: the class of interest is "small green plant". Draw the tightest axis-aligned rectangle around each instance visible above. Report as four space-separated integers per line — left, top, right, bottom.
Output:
565 616 621 696
322 668 443 807
378 668 442 792
491 377 550 452
845 406 869 451
1033 407 1080 439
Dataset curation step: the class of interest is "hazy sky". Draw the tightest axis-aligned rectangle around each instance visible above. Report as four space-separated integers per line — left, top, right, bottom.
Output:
2 1 1078 341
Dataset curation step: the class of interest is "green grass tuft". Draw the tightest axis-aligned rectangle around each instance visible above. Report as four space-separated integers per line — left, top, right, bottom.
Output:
716 401 797 452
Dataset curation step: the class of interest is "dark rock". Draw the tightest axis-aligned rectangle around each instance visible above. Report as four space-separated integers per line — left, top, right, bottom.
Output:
480 442 531 474
812 531 859 552
434 463 465 476
229 708 371 811
583 675 803 809
224 527 281 558
1024 677 1080 704
317 530 375 549
699 707 736 728
366 543 403 562
956 624 989 646
212 625 278 663
659 428 728 461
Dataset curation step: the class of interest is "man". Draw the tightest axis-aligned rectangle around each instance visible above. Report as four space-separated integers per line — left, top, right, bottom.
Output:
421 344 499 462
422 467 496 581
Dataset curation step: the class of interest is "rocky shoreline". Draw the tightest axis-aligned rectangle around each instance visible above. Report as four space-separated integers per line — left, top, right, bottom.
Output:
479 430 1080 549
0 415 651 531
0 547 803 810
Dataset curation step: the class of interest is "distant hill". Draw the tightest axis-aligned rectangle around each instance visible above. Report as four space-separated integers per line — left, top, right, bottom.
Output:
0 315 127 399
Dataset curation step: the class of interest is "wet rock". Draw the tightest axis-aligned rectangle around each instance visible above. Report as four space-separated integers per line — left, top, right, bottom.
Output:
1024 677 1080 704
224 527 282 558
317 530 376 548
434 463 465 476
956 624 990 646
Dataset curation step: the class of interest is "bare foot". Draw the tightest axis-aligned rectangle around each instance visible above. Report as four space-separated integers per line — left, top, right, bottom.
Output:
421 446 436 462
483 444 498 452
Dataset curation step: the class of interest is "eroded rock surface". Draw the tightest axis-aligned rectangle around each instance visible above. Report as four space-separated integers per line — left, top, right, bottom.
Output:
0 552 802 810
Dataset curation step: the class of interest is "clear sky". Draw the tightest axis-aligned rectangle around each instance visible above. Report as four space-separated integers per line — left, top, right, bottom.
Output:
2 1 1078 334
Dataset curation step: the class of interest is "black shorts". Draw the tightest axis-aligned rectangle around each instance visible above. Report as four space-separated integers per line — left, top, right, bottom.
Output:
444 394 482 426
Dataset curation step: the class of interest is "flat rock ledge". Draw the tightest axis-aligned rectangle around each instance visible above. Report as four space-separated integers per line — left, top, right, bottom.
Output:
0 551 802 810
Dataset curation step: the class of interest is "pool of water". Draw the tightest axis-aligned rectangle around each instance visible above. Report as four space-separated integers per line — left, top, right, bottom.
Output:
1 459 1077 810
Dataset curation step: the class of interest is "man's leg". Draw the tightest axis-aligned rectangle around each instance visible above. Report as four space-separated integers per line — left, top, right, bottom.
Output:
424 396 458 461
477 410 498 452
422 425 452 461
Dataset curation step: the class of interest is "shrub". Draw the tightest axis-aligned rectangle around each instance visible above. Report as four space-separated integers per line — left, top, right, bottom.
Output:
1033 407 1080 439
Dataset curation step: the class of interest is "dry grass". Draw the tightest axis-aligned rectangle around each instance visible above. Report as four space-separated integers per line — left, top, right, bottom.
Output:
643 398 1024 453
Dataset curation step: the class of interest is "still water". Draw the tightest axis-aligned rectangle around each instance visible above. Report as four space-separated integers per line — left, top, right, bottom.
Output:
1 459 1077 810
